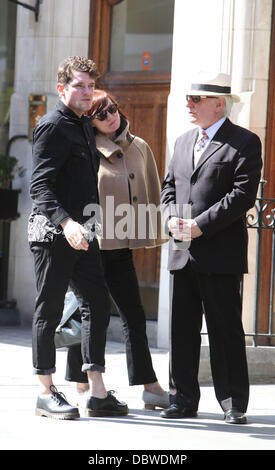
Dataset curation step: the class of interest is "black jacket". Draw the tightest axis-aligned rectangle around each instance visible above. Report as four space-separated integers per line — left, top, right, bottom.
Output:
161 118 262 274
29 101 100 237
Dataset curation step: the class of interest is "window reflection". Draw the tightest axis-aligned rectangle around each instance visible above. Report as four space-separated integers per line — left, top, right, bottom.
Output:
110 0 175 73
0 0 17 154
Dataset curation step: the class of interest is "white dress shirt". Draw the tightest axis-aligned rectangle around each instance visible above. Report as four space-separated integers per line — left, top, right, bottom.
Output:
193 116 226 168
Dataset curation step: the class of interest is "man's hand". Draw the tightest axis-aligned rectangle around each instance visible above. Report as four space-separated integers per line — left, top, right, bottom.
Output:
168 217 202 241
61 218 89 251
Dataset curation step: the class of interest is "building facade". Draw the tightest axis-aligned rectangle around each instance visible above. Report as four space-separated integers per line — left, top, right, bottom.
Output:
2 0 274 348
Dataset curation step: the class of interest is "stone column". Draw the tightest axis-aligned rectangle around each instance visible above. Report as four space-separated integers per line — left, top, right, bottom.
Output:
8 0 91 324
230 0 273 341
157 0 273 347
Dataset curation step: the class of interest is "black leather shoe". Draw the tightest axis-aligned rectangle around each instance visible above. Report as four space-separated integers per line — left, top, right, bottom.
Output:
160 404 197 419
35 385 80 420
224 408 247 424
85 390 129 417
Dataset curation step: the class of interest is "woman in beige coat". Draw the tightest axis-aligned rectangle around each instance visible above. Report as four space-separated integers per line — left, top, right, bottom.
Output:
65 89 169 411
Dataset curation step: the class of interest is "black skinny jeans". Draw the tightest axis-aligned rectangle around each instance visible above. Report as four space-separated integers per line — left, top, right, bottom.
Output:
31 235 110 375
65 248 157 386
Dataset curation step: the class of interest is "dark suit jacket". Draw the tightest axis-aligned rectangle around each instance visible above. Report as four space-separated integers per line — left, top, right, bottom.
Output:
161 118 262 273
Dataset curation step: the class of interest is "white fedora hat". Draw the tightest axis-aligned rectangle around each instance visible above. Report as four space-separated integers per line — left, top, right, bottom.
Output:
187 72 240 102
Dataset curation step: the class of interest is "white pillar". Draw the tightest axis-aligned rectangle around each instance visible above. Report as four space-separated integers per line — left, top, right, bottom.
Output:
157 0 263 347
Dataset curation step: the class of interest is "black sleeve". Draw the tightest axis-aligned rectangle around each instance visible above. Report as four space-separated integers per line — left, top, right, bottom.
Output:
30 121 71 227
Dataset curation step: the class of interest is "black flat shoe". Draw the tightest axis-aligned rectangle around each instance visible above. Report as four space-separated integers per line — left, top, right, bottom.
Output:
224 408 247 424
160 404 197 419
35 385 80 420
85 390 129 417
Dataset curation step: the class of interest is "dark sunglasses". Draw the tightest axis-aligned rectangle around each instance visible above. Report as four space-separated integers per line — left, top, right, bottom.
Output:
186 95 217 103
92 103 118 121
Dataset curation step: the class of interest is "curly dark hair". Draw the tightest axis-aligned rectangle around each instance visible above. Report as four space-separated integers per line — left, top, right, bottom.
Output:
57 56 99 86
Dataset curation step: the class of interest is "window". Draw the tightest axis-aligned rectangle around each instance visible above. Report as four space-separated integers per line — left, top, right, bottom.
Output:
0 0 17 154
109 0 174 73
0 0 17 301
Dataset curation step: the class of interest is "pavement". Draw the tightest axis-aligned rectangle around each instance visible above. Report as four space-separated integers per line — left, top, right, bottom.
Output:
0 325 275 460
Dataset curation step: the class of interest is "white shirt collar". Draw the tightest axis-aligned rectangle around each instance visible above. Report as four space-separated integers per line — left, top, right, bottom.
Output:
200 116 226 142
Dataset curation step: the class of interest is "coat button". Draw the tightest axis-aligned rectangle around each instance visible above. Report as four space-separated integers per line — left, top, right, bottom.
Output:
129 173 135 179
132 196 138 202
116 152 123 158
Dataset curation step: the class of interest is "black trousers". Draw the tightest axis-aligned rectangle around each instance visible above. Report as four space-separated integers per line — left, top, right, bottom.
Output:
30 235 110 375
169 262 249 413
65 248 157 386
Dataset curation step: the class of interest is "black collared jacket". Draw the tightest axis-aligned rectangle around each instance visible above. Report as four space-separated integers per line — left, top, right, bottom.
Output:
28 101 100 242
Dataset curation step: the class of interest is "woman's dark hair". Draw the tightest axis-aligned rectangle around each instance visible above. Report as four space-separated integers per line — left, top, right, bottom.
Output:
88 89 128 133
89 89 134 142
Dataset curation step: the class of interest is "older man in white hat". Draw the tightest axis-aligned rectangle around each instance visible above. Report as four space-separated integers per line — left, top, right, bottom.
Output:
161 72 262 424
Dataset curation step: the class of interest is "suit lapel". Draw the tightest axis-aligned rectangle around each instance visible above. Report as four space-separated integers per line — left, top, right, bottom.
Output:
192 118 232 174
185 130 198 176
193 140 223 173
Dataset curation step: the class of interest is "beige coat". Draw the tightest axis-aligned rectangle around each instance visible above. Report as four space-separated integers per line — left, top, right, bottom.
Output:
96 122 167 250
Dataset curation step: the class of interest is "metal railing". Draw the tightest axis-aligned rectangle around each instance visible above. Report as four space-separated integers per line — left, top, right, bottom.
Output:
245 179 275 346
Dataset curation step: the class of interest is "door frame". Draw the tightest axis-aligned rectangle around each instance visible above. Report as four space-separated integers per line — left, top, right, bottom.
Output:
256 0 275 342
263 1 275 198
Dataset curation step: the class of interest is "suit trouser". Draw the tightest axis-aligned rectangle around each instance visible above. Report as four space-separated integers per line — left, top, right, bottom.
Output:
170 262 249 412
65 248 157 386
30 235 110 375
